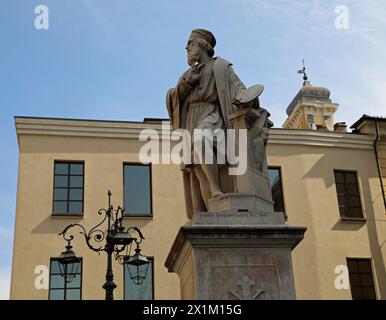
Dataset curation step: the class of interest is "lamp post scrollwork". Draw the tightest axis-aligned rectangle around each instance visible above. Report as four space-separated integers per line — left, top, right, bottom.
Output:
57 190 149 300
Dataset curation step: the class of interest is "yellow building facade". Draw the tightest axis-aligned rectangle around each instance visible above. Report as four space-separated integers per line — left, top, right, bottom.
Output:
10 111 386 299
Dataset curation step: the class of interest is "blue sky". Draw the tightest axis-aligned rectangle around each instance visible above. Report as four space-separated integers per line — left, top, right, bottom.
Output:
0 0 385 299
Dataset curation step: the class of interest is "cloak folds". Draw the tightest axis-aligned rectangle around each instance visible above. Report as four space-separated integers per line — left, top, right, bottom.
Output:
166 57 263 218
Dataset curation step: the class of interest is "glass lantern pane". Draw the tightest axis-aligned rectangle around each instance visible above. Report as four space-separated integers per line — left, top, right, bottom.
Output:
67 274 81 288
124 259 153 300
50 260 61 274
50 275 65 289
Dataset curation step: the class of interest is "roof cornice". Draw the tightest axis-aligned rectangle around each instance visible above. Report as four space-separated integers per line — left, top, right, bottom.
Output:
15 116 373 150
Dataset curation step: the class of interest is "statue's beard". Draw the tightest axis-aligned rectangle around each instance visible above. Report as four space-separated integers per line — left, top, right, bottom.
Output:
187 52 200 66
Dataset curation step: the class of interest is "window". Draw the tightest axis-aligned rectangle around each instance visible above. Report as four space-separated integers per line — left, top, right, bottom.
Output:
324 115 332 129
307 114 314 124
347 258 376 300
49 258 82 300
124 258 153 300
334 170 363 218
53 162 84 215
268 167 285 214
123 164 152 216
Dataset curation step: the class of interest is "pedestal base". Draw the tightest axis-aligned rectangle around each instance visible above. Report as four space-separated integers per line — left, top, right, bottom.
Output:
165 213 306 300
208 193 275 213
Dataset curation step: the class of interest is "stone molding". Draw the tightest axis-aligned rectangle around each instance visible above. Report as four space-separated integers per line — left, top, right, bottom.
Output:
15 116 373 150
165 224 307 273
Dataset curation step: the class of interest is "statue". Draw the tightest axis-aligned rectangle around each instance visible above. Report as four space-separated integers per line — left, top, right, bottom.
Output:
166 29 271 218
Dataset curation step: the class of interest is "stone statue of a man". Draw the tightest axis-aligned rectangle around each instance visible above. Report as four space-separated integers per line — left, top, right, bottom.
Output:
166 29 265 218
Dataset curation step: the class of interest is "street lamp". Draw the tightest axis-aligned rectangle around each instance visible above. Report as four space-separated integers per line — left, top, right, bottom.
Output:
125 240 150 285
57 241 80 283
57 190 149 300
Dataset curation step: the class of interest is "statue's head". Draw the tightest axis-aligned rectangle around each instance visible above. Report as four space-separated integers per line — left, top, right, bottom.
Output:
186 29 216 66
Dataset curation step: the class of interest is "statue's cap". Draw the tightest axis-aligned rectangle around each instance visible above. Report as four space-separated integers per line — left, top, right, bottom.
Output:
189 29 216 48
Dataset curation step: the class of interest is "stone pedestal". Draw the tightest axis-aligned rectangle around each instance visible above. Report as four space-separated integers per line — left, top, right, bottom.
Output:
208 192 275 214
165 212 306 300
165 106 306 300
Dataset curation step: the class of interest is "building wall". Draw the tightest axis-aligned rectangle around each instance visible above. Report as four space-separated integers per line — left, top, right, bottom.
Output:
268 143 386 299
11 122 187 300
10 118 386 299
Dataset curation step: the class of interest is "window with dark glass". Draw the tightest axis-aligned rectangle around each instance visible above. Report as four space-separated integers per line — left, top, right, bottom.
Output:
123 164 152 216
53 162 84 215
268 167 285 214
307 114 314 124
49 258 82 300
347 258 376 300
334 170 363 218
124 258 153 300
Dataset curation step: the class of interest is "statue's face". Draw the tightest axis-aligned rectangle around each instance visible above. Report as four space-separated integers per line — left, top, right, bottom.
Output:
186 38 202 66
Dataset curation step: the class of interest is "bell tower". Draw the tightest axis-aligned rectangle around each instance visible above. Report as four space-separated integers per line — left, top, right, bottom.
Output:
283 61 339 131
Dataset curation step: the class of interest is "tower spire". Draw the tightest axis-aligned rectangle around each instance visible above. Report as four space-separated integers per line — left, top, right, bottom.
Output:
297 59 309 84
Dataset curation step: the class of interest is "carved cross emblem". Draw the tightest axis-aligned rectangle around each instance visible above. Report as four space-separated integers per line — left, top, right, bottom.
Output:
227 276 266 300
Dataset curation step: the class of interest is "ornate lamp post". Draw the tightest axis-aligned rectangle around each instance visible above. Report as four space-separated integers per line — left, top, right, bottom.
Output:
57 190 149 300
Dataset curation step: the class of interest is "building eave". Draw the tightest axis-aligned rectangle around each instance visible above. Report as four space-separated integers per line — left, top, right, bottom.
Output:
15 116 374 150
350 114 386 130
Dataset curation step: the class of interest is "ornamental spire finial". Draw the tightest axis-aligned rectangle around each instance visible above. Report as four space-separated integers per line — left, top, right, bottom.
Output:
297 59 309 84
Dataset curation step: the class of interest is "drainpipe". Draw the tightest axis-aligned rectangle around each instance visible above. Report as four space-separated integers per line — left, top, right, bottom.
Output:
373 119 386 211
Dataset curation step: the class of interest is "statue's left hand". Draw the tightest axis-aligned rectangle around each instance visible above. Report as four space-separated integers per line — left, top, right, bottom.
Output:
185 63 205 86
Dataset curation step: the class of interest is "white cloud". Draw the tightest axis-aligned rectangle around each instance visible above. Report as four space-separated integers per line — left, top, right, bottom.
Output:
243 0 386 123
0 267 11 300
335 1 386 119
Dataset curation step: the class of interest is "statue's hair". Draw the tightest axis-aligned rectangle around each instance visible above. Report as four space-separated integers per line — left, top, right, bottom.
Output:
191 36 215 57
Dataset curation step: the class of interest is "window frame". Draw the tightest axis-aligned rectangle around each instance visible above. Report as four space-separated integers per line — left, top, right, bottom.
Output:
48 257 83 300
333 170 364 220
123 162 153 217
268 166 286 218
346 257 377 300
123 256 154 300
52 161 85 216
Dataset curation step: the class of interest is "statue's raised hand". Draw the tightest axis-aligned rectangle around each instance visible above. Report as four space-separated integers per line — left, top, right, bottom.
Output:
184 63 205 87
